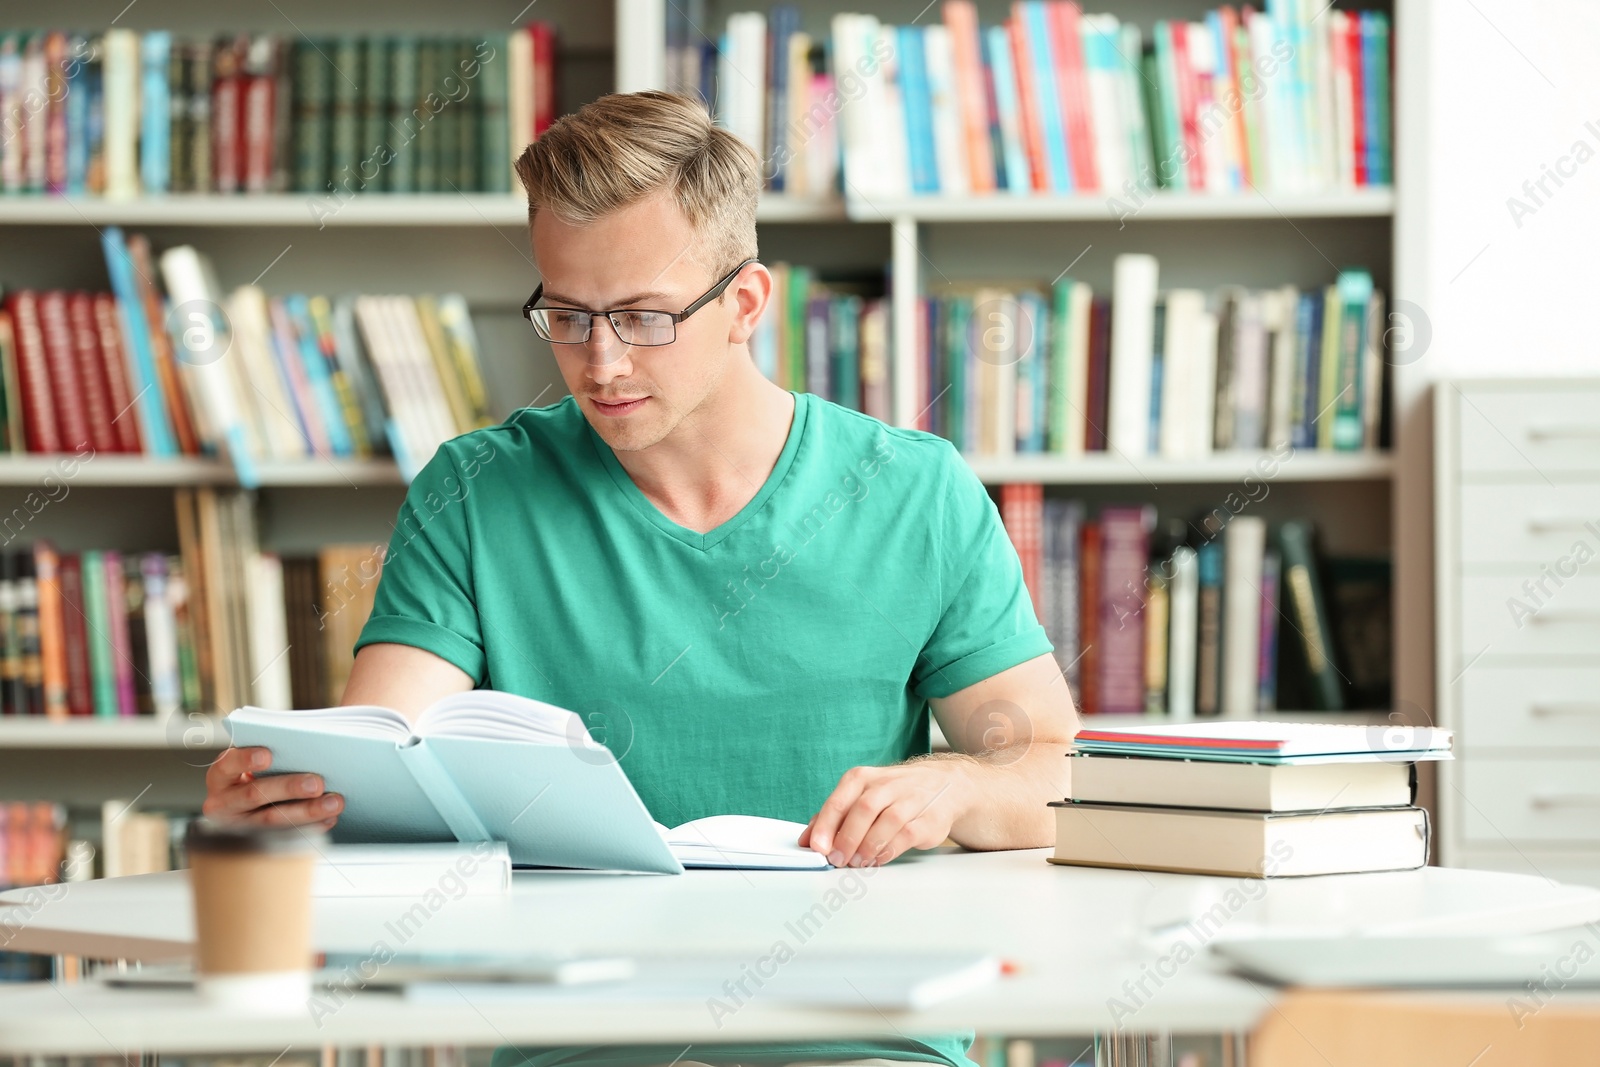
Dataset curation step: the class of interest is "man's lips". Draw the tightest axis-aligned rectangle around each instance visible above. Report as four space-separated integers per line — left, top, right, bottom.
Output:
590 396 650 415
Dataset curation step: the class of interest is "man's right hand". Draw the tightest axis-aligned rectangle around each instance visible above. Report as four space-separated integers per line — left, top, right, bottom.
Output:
202 747 344 829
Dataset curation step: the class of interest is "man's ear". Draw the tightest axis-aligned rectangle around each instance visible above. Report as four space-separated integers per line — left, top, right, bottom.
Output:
726 263 773 346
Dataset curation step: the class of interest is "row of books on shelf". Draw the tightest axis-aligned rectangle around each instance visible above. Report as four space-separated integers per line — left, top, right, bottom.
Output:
0 229 493 482
0 493 383 722
0 26 558 198
752 264 893 421
1000 486 1389 716
914 258 1386 456
696 0 1391 200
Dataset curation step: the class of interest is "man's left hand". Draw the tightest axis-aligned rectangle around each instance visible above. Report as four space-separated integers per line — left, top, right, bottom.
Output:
799 759 974 868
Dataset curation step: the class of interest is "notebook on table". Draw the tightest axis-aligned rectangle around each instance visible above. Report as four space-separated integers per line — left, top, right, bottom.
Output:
1072 721 1454 763
225 693 828 874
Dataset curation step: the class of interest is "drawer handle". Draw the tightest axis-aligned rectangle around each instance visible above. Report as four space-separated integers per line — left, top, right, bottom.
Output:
1527 426 1600 442
1528 518 1597 533
1529 613 1600 626
1532 703 1600 716
1532 794 1600 809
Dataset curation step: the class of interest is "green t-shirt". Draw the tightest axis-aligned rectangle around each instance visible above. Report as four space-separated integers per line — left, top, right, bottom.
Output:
356 392 1050 1067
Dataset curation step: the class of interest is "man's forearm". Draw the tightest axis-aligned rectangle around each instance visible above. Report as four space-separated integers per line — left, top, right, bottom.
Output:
922 739 1071 851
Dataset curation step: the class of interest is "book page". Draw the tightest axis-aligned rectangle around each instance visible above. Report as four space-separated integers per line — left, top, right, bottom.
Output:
227 703 414 740
416 690 584 746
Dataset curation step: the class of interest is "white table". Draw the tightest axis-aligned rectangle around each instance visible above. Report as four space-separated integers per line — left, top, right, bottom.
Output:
2 849 1598 1055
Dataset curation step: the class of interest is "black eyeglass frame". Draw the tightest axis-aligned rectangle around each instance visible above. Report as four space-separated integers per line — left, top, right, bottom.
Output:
522 258 759 347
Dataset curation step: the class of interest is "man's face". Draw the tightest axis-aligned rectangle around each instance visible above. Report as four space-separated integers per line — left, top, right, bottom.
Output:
530 192 742 453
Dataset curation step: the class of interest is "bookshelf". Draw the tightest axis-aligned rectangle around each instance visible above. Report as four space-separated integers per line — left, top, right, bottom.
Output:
0 0 1418 857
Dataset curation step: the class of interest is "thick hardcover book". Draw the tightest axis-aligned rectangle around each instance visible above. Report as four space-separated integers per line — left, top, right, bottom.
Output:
530 23 557 136
0 553 24 714
80 550 117 718
292 40 330 193
453 41 479 192
1257 548 1282 713
210 35 245 194
1278 519 1344 711
91 293 142 453
1084 296 1111 451
241 35 276 193
1220 515 1265 718
140 554 181 720
1046 0 1096 191
328 36 361 194
4 292 62 453
140 32 171 194
33 544 68 721
1166 545 1198 720
359 38 389 194
15 553 42 715
1077 519 1101 714
1096 505 1151 715
1195 539 1223 717
414 42 440 192
1069 751 1414 812
128 234 202 455
477 35 509 194
103 551 137 716
101 227 178 455
1049 800 1429 877
185 41 214 193
122 557 154 716
1001 483 1044 616
66 293 118 453
43 32 68 193
35 291 92 453
1142 570 1169 716
1047 499 1083 691
57 554 93 716
1331 269 1374 450
227 694 832 873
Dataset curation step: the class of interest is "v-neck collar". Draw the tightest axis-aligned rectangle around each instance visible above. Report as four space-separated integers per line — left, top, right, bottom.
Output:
588 392 810 552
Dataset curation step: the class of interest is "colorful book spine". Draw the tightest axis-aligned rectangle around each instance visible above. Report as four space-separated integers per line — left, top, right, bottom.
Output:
1097 504 1150 716
99 228 178 455
80 550 117 718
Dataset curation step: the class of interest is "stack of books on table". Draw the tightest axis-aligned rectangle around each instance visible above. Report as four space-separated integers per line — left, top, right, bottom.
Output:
1049 722 1452 878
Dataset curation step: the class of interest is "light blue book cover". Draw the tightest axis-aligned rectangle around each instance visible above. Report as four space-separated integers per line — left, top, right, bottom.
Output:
100 227 178 455
225 697 684 875
285 295 354 456
897 26 939 195
983 26 1030 194
65 35 90 193
140 32 171 194
1021 2 1073 193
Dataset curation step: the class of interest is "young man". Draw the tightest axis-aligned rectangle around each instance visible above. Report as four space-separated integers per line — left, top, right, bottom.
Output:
204 91 1077 1067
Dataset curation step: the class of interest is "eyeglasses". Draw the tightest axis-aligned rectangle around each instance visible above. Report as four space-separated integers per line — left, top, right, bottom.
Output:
523 258 758 347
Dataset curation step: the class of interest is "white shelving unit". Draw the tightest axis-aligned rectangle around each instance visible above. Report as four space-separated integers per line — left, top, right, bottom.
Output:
0 1 1412 814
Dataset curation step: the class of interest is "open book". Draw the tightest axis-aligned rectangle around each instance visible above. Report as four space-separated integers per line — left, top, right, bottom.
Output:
225 692 828 874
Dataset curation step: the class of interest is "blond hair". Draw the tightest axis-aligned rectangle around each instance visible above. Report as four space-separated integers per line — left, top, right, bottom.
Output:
514 91 760 278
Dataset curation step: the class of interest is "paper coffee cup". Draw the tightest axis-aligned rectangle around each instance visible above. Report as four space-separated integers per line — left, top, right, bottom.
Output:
186 819 323 1011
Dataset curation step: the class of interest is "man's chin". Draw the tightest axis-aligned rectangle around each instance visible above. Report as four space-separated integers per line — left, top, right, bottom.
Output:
584 412 666 453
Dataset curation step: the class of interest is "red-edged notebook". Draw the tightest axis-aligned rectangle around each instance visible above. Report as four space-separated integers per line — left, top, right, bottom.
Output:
1074 721 1453 759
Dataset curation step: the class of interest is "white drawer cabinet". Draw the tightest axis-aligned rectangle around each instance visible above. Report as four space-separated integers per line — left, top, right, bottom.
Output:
1437 379 1600 873
1459 483 1600 563
1461 759 1600 843
1459 666 1600 750
1456 385 1600 475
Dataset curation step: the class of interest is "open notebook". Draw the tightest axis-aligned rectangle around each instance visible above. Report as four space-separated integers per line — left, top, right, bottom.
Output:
226 692 828 874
